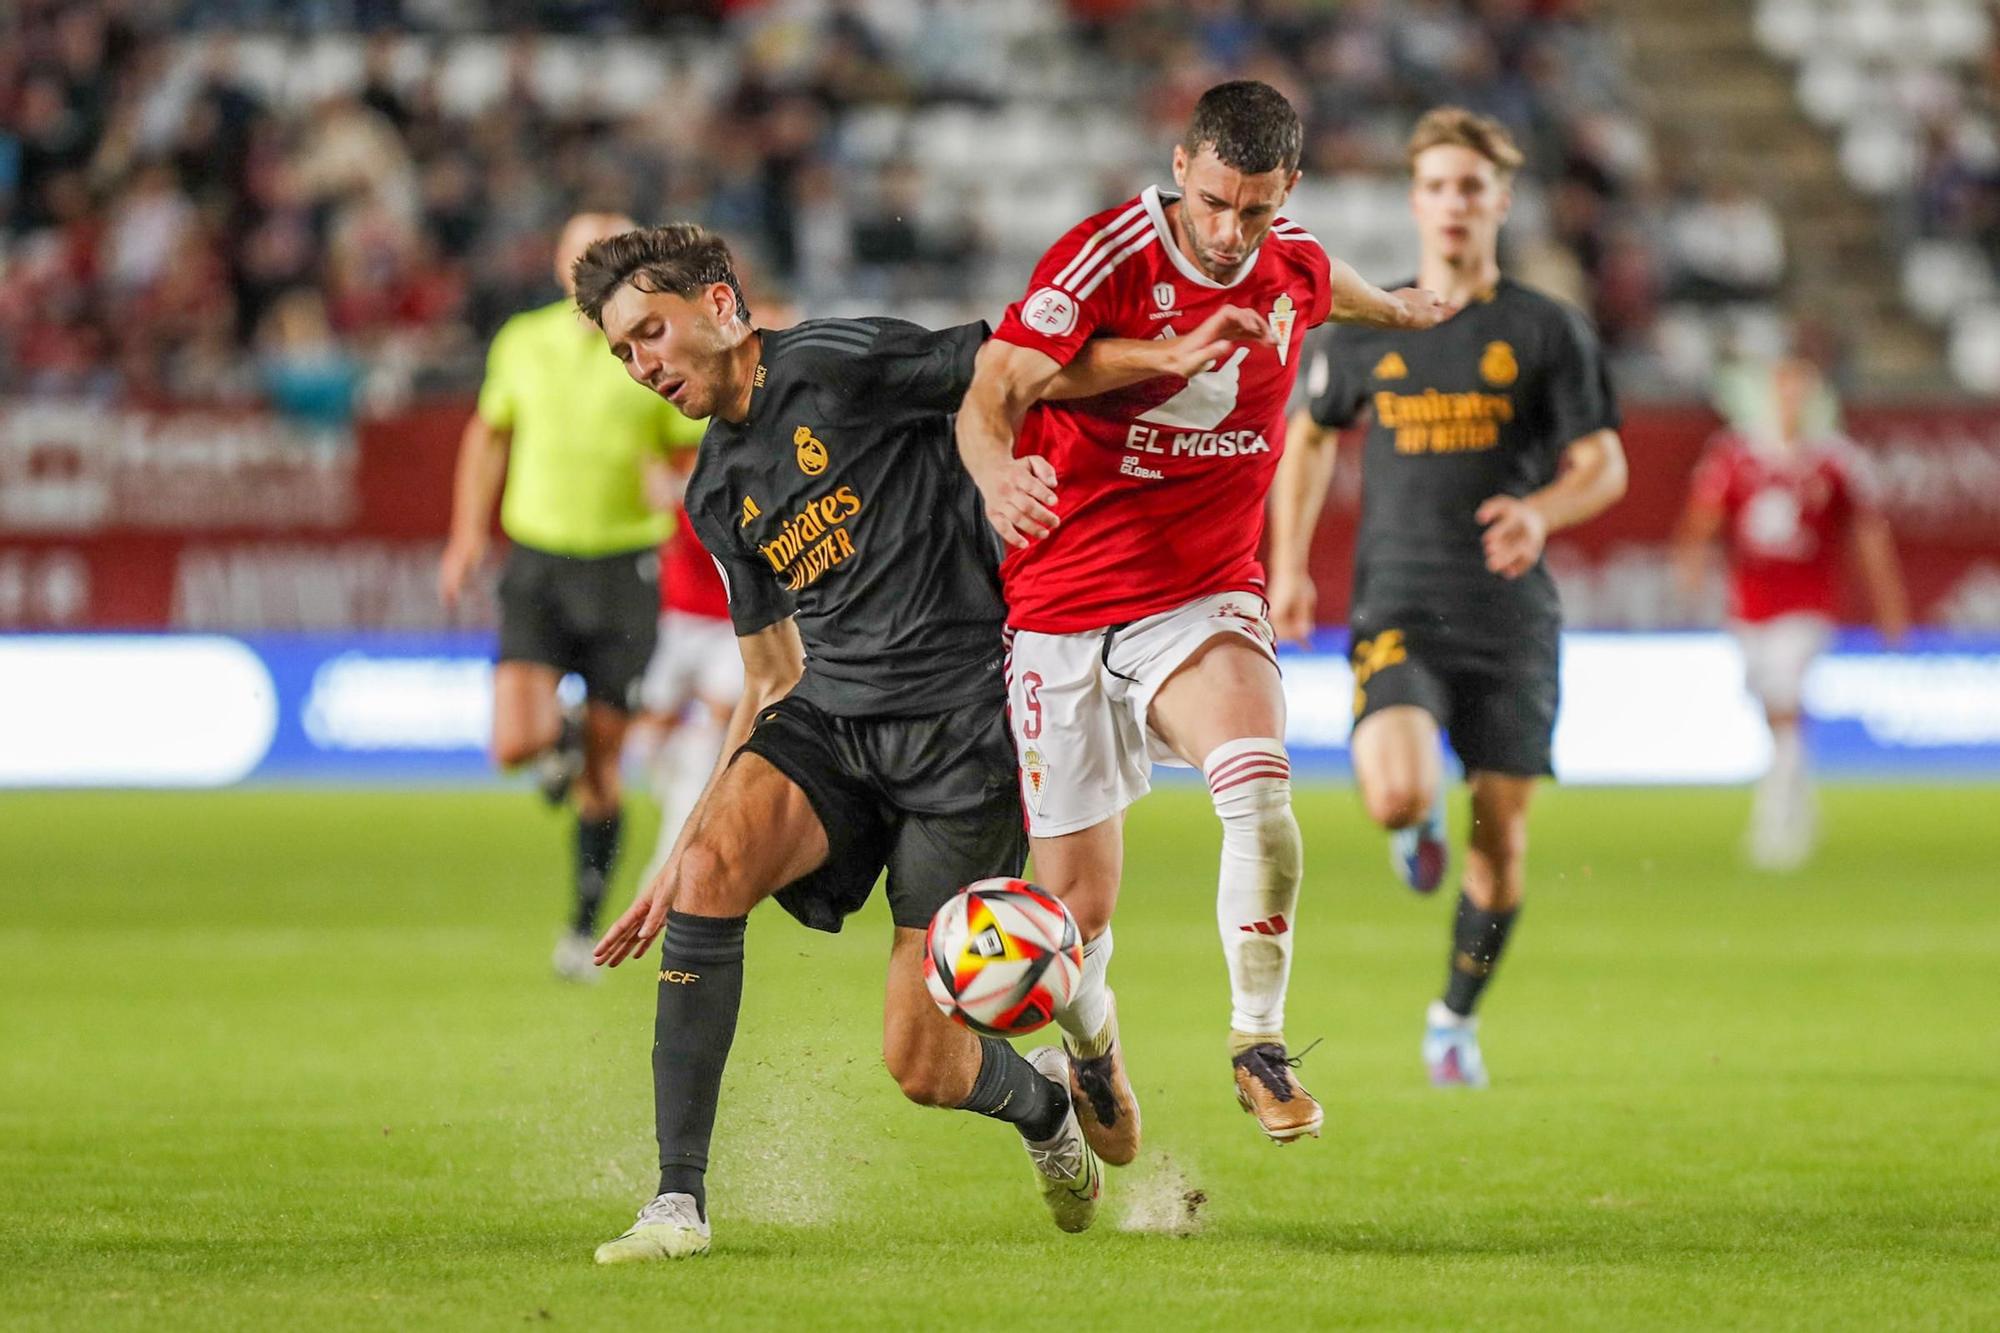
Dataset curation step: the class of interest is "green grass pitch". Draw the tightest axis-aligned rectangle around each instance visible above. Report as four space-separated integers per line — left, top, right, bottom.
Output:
2 784 1996 1330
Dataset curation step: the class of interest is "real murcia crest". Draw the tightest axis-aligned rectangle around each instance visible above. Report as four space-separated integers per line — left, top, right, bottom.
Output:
1022 745 1048 814
1270 292 1297 365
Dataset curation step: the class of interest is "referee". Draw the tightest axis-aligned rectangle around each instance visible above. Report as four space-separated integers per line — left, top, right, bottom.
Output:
439 212 706 981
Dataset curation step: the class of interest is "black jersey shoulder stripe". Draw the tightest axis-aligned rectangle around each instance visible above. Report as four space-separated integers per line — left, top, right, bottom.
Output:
801 317 880 334
778 335 876 358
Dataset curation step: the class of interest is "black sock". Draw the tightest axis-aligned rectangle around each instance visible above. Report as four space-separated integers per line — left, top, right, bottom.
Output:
957 1037 1068 1142
1443 893 1519 1017
653 910 746 1220
572 808 622 935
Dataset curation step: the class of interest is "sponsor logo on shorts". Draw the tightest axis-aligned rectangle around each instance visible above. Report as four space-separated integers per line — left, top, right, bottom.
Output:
1350 629 1409 719
794 424 829 476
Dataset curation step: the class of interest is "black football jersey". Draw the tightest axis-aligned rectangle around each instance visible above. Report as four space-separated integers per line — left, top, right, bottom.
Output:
1304 277 1619 638
683 317 1007 718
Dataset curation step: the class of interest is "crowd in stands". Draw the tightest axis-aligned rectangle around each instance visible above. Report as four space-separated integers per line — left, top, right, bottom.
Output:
0 0 1894 419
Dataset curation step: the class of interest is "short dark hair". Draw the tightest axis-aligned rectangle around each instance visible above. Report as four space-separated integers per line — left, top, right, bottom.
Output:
1182 80 1303 176
571 222 751 327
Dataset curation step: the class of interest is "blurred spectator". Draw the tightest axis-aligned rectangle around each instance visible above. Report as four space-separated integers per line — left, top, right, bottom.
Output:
1665 173 1786 304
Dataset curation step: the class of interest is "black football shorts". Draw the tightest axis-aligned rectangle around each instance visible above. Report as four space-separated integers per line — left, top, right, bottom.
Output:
1348 608 1560 778
496 542 659 711
738 694 1027 933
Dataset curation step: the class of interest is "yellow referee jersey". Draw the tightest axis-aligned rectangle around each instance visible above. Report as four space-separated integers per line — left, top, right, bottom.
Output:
476 300 706 557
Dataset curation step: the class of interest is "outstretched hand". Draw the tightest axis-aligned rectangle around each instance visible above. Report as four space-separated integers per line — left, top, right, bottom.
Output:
1154 305 1277 378
1386 287 1460 331
595 867 675 968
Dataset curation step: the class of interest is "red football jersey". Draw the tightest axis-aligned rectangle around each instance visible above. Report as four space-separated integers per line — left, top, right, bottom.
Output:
1690 431 1878 622
992 186 1334 632
661 502 731 620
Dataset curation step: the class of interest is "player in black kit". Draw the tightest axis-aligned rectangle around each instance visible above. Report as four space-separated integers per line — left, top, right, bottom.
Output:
1269 109 1628 1088
571 223 1258 1258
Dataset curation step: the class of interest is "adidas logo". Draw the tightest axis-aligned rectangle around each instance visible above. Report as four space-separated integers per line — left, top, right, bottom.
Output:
1239 914 1290 936
1373 352 1407 379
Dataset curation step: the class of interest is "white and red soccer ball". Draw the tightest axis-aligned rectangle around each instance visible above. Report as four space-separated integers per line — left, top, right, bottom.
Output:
923 878 1083 1038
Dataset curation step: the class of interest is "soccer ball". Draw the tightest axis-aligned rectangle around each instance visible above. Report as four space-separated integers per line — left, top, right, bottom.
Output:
923 878 1083 1038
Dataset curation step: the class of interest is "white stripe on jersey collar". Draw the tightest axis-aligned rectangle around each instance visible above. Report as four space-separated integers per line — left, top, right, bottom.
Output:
1142 184 1264 291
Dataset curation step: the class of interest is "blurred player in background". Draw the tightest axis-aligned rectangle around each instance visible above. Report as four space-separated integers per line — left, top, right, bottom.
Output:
634 495 743 887
438 212 705 982
959 80 1454 1152
1272 108 1628 1088
1673 356 1909 870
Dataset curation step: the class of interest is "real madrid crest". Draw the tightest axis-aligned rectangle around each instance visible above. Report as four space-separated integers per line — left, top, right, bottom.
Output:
794 424 828 475
1480 340 1518 387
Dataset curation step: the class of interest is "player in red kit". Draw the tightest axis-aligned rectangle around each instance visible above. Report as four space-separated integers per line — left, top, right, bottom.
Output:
1675 356 1908 869
637 500 745 887
956 80 1454 1155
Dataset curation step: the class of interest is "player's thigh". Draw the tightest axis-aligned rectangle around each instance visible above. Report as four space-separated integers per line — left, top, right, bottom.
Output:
672 750 831 916
1449 650 1558 784
881 703 1029 930
1147 633 1287 768
1737 615 1829 723
489 660 564 765
1009 627 1148 841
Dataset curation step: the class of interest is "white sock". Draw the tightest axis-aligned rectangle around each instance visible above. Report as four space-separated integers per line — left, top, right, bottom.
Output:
1056 926 1114 1056
1204 738 1302 1040
643 715 725 885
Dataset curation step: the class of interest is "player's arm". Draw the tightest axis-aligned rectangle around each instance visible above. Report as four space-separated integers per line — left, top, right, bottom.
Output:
956 339 1067 548
1671 485 1727 620
596 616 805 967
1268 410 1342 645
1851 512 1910 647
1479 428 1628 580
1326 256 1457 330
438 411 510 609
1043 306 1278 400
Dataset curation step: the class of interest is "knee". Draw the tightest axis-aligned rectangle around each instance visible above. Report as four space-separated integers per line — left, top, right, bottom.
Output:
1059 886 1115 941
489 732 540 769
1363 779 1431 830
669 838 751 916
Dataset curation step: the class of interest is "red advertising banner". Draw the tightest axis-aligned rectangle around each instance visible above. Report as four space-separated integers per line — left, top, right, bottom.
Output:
3 400 1998 631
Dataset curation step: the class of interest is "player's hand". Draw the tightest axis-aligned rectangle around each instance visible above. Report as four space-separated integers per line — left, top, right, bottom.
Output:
1387 287 1459 331
976 454 1060 549
1155 306 1276 377
1476 494 1549 579
595 866 675 968
437 535 487 611
1267 567 1318 646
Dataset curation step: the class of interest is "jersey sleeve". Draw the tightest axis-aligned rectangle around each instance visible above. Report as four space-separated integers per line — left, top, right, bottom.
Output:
474 320 518 430
687 486 796 637
852 319 990 413
991 212 1133 367
1543 303 1622 447
1303 325 1370 429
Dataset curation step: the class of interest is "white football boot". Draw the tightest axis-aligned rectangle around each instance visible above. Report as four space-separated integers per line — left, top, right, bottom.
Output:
1022 1047 1102 1234
593 1192 711 1263
551 929 601 984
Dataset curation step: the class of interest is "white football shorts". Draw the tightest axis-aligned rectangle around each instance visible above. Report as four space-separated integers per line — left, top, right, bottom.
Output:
1734 612 1832 716
639 611 744 717
1006 590 1277 838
